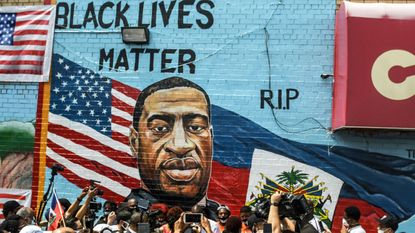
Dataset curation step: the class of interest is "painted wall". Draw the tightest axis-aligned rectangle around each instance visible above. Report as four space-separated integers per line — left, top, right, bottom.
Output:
0 0 414 232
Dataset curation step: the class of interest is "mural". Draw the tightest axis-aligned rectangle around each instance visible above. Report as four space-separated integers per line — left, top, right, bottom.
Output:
19 0 415 233
0 121 35 189
33 55 415 233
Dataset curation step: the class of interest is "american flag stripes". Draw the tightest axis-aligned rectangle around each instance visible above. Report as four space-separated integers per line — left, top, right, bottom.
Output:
0 188 31 222
0 5 56 82
46 55 141 202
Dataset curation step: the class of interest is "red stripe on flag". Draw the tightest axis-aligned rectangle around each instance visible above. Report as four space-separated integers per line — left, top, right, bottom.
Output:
112 115 131 128
0 69 42 75
13 40 46 46
112 80 141 100
0 60 43 66
0 50 45 56
14 30 48 36
45 160 126 203
15 20 49 27
208 161 250 215
112 97 134 116
17 10 51 16
111 131 130 145
0 194 26 200
46 139 139 189
48 123 137 168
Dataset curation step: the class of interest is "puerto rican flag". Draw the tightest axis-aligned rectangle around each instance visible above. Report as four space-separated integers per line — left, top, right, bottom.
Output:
41 54 414 233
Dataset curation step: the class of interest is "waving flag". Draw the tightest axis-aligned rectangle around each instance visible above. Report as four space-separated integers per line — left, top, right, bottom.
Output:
0 5 56 82
46 54 140 202
48 189 63 231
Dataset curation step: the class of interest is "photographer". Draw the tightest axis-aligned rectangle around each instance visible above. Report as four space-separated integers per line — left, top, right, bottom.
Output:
174 206 216 233
268 192 282 233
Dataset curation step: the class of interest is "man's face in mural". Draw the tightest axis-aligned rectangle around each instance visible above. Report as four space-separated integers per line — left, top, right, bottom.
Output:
131 87 212 201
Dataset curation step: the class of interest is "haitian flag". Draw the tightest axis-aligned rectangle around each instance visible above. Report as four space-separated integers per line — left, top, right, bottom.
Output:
48 189 63 231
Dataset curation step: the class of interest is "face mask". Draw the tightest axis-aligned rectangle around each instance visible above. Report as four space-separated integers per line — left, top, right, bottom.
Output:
219 218 228 224
342 218 349 227
104 211 110 216
242 220 248 226
378 230 385 233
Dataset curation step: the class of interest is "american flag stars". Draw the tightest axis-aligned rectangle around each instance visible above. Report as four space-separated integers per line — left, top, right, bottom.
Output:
49 58 112 135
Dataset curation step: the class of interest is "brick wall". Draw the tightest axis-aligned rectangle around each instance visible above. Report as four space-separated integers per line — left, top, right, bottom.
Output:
337 0 415 9
0 0 43 7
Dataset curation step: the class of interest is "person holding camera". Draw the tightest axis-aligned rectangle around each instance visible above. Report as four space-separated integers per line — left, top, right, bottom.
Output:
174 212 214 233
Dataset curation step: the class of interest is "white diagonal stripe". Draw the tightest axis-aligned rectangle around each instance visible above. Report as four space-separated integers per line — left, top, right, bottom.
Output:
112 107 132 121
111 88 136 107
112 122 130 137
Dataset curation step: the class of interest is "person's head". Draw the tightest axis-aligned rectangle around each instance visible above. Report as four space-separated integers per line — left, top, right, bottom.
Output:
224 216 242 233
217 205 231 224
377 214 398 233
239 206 252 226
2 200 21 218
247 215 265 233
344 206 361 225
127 198 137 212
103 200 117 216
130 77 212 205
52 227 75 233
59 199 71 213
16 207 36 227
166 206 184 230
64 217 84 233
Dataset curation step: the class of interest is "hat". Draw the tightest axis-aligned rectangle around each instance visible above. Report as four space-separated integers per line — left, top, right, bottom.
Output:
217 205 230 213
377 214 399 231
2 200 21 217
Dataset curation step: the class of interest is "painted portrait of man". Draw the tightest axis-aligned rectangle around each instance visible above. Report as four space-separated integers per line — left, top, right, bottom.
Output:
128 77 218 217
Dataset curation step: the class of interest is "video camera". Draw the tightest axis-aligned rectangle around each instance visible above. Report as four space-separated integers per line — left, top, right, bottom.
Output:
278 194 311 220
254 194 312 221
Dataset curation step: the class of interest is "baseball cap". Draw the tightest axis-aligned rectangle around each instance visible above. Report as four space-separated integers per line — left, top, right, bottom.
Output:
377 214 399 231
2 200 21 217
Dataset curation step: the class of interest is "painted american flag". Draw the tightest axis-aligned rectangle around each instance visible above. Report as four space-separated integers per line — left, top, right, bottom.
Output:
0 5 56 82
46 54 141 202
0 188 31 222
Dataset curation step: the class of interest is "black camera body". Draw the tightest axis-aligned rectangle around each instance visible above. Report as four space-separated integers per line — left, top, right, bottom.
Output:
254 194 312 221
278 194 311 220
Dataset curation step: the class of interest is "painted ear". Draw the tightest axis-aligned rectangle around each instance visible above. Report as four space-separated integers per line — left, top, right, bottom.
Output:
129 126 139 159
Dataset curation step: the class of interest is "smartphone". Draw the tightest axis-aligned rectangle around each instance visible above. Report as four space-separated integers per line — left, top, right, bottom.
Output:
183 213 203 224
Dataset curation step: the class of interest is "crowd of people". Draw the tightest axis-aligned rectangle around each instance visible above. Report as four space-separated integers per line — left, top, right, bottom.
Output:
0 187 400 233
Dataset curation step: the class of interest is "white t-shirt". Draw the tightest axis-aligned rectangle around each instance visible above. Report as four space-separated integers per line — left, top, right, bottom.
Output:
348 225 366 233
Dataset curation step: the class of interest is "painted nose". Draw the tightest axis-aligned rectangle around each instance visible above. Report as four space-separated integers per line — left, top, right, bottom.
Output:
165 121 195 157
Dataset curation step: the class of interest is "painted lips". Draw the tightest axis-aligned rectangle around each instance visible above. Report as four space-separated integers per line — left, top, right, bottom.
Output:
160 157 200 182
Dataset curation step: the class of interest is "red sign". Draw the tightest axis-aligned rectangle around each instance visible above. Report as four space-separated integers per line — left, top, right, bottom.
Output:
333 2 415 130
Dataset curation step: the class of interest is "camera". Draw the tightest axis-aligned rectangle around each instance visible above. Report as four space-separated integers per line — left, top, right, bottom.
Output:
254 194 312 221
89 179 104 196
278 194 311 220
90 202 102 212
